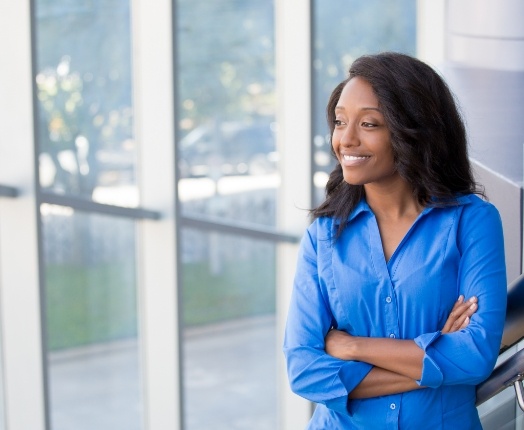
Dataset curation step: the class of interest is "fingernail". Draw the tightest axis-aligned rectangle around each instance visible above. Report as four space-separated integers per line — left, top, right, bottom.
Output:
468 296 477 303
457 295 464 302
464 316 469 323
470 303 477 310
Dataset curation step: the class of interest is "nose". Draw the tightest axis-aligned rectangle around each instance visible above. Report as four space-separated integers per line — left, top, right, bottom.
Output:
338 122 359 147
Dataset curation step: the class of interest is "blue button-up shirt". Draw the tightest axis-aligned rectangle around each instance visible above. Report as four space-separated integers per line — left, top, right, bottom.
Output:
283 195 507 429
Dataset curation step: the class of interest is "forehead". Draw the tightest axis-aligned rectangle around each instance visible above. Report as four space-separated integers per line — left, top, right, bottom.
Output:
337 77 379 109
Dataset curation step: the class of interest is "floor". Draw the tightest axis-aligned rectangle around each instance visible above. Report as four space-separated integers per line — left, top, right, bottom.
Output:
48 315 277 430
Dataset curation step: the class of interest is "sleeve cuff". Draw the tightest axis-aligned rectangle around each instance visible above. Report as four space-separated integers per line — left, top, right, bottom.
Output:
324 395 351 415
324 361 373 415
414 331 444 388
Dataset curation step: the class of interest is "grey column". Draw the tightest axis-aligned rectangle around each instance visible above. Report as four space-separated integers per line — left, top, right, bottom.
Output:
443 0 524 282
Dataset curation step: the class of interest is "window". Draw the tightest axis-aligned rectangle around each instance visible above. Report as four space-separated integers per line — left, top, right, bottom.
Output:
35 0 137 206
176 0 277 226
42 208 141 429
181 230 277 429
33 1 143 428
175 1 278 428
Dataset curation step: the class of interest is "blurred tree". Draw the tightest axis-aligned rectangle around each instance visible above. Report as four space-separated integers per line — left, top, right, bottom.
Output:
176 0 275 134
35 0 134 198
312 0 417 136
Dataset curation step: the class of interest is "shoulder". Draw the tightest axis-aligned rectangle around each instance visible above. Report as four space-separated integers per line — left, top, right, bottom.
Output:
429 194 499 222
297 217 335 262
456 194 501 224
427 195 502 243
453 195 504 250
305 216 335 243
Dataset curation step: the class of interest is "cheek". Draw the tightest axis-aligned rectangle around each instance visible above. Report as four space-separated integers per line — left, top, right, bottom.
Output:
331 134 340 153
387 149 396 167
381 140 395 164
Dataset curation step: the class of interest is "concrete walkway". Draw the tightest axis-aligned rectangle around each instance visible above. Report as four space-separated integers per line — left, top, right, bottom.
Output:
48 315 277 430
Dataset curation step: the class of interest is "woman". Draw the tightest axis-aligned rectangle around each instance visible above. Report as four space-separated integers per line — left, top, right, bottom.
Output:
283 52 507 429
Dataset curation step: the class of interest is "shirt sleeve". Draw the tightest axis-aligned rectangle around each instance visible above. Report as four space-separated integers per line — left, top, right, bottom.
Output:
414 202 507 388
283 221 373 415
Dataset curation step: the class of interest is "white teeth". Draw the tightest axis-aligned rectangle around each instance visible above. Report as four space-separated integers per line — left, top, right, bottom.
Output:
343 155 368 160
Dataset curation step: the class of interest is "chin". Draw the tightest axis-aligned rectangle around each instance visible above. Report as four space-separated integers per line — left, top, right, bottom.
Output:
342 176 366 186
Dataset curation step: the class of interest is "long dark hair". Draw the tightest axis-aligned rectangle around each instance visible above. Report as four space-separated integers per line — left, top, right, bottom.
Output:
312 52 484 236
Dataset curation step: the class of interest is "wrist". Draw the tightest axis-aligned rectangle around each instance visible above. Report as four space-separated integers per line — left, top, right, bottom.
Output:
344 335 359 361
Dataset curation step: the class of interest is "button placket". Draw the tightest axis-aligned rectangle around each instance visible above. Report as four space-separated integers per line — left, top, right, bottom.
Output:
384 288 398 340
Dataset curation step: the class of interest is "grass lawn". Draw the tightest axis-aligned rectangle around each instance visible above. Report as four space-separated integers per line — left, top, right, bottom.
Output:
45 263 138 351
182 252 276 327
45 251 276 350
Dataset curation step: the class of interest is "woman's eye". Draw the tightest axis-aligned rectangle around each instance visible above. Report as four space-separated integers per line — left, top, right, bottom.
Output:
361 122 376 128
334 119 345 126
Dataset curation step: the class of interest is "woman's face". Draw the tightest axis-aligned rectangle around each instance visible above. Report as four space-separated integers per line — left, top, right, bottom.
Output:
332 77 397 187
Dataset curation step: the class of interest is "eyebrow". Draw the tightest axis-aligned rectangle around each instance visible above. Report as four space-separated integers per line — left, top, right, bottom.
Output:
335 106 381 112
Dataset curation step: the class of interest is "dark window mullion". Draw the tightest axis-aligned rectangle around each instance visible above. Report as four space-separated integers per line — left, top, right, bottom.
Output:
0 185 19 198
38 191 160 220
180 213 300 243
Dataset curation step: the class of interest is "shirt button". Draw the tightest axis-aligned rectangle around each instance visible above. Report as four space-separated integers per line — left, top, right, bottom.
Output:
385 296 392 303
389 333 396 338
390 403 396 410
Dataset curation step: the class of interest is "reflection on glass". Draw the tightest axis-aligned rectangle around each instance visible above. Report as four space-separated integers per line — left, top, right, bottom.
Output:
312 0 417 204
176 0 277 225
41 205 141 430
34 0 138 207
478 379 519 428
181 228 277 429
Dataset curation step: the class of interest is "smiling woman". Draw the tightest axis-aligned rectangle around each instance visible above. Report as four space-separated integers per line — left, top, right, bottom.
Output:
283 52 507 429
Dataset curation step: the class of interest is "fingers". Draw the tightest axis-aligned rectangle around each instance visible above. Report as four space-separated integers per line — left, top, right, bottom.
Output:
441 296 464 333
459 316 470 330
441 295 478 334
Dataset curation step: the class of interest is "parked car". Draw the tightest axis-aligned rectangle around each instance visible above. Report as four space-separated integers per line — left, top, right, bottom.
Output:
178 121 278 178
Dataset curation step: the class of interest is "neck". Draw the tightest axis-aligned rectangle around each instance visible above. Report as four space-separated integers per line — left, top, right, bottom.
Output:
364 178 423 220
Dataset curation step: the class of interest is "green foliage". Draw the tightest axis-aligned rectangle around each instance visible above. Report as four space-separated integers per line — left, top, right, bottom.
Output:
182 253 276 327
176 0 275 132
35 0 134 196
313 0 416 97
45 252 276 350
45 263 138 351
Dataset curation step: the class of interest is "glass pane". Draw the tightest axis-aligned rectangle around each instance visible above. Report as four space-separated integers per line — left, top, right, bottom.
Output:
477 345 521 429
41 205 142 430
312 0 417 204
34 0 138 207
181 228 277 429
176 0 277 227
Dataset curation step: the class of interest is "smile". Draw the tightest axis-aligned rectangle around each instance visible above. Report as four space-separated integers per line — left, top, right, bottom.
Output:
341 154 371 167
343 155 370 161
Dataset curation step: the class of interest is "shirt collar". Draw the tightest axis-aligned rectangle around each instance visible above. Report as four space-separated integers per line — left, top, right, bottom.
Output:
347 198 372 222
341 194 473 225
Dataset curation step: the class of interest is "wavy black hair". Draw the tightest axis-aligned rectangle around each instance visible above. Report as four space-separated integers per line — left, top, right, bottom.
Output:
312 52 484 236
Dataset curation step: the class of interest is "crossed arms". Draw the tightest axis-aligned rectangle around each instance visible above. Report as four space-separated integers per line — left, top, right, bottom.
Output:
324 296 478 399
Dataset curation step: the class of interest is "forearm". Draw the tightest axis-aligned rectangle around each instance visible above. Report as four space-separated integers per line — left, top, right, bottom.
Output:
349 366 423 399
351 337 424 380
325 330 424 380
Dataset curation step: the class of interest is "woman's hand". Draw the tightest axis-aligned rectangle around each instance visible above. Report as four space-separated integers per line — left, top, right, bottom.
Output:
441 295 478 334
